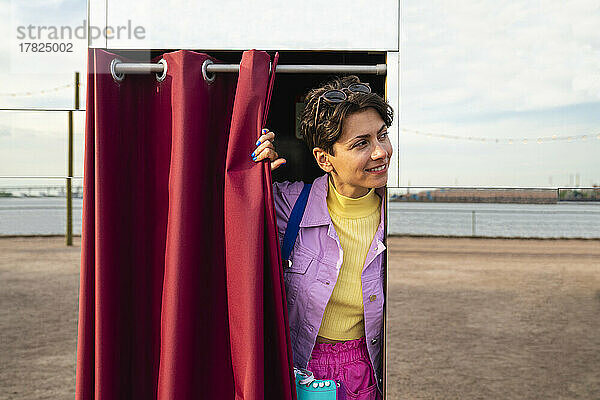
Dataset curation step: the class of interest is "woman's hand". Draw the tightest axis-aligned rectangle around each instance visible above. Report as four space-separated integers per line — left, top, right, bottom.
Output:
251 128 286 171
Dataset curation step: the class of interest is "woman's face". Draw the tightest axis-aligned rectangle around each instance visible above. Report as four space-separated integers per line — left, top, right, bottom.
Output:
316 107 393 198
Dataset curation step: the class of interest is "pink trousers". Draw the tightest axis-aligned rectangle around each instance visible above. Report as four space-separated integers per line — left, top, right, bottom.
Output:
307 337 382 400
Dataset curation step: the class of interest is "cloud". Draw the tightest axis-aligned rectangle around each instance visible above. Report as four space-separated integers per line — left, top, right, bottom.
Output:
401 0 600 121
10 0 84 23
0 123 69 139
0 109 84 139
0 125 9 136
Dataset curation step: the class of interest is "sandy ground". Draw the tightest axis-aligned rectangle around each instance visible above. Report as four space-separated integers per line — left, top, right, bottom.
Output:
0 237 80 400
386 237 600 399
0 236 599 399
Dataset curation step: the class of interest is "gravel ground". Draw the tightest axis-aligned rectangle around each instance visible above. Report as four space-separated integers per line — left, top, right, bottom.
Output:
1 236 599 399
386 236 600 399
0 237 80 400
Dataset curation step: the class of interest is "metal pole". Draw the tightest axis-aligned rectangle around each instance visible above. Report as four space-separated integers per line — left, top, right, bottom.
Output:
66 110 73 246
471 210 476 236
66 72 79 246
113 62 387 76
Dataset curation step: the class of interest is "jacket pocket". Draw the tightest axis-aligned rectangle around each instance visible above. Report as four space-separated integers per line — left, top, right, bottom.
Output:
283 250 313 305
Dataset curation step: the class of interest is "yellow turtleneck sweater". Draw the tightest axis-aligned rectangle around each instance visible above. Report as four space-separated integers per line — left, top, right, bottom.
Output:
317 177 381 340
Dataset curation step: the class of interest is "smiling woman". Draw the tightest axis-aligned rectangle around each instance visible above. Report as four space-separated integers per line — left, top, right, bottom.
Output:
251 75 394 400
312 108 392 198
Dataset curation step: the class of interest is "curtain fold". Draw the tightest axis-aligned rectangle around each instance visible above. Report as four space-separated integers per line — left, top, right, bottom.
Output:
76 48 294 400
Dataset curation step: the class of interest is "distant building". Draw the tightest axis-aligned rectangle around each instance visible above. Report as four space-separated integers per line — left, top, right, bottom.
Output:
394 189 557 204
392 187 600 203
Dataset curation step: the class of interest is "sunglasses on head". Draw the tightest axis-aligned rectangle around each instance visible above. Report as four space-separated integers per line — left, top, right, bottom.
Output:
314 82 372 128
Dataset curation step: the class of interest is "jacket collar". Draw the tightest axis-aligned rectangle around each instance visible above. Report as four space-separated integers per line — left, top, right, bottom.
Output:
299 174 386 228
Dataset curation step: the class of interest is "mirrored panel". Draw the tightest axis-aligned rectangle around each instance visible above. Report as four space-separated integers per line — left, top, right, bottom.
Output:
388 2 600 396
399 1 600 188
385 190 600 398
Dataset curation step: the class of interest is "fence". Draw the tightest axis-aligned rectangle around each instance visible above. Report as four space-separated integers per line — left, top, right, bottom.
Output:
0 72 82 245
2 184 600 240
388 186 600 239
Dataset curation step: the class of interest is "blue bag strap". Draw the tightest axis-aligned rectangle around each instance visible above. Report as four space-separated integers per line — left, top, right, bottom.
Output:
281 183 312 265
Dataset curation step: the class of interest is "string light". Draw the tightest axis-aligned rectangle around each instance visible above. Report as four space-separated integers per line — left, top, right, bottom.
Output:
402 128 598 145
0 83 74 97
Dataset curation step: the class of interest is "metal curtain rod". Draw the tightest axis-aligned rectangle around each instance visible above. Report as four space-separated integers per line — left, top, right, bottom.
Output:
112 61 387 76
391 186 600 190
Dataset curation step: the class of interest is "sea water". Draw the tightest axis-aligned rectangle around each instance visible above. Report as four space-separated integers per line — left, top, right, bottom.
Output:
1 197 599 238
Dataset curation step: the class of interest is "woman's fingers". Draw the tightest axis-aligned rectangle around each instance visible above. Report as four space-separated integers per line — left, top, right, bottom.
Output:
254 147 278 162
251 128 286 169
271 158 287 171
255 130 275 147
251 130 275 158
251 141 275 162
253 139 274 156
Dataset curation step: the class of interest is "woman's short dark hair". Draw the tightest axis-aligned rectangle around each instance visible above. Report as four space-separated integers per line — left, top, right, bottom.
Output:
300 75 394 155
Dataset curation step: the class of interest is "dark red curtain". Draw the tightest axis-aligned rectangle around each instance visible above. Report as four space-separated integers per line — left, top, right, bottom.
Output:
76 48 294 400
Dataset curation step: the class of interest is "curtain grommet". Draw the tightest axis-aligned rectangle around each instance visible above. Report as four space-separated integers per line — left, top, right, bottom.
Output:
202 59 216 84
155 59 168 82
110 58 125 83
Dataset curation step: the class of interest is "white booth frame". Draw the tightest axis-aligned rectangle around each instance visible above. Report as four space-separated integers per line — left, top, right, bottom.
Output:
88 0 401 396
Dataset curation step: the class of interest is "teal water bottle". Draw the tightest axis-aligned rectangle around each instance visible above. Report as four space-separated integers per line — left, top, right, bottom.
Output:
294 368 345 400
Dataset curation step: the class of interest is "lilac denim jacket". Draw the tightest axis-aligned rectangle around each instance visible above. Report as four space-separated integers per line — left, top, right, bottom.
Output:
273 174 386 390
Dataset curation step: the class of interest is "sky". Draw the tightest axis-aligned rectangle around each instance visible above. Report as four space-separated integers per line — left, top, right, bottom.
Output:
0 0 88 189
400 0 600 188
0 0 599 189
